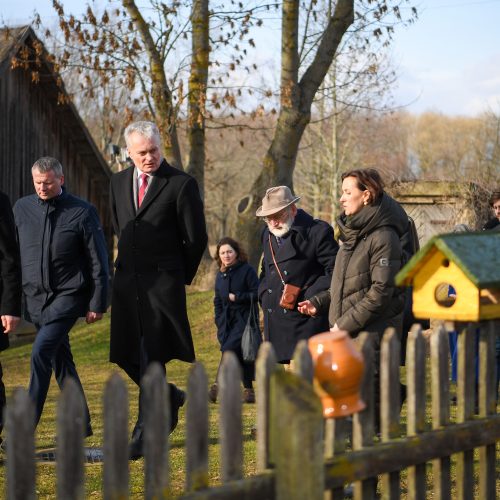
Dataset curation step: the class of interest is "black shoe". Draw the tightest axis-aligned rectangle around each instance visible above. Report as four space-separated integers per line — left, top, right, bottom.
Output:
129 437 143 460
208 383 218 403
170 387 186 434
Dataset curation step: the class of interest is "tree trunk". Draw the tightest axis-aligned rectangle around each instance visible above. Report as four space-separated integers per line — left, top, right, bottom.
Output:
187 0 209 197
122 0 184 169
236 0 354 267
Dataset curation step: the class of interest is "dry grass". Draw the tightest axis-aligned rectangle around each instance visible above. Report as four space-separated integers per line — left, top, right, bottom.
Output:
0 291 258 498
0 292 497 498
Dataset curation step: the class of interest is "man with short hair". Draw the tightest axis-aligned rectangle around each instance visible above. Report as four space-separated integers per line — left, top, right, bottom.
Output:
0 190 22 446
256 186 338 363
110 121 207 458
14 157 108 436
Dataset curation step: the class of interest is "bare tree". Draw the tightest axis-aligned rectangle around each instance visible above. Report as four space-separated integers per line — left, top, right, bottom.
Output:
235 0 417 264
31 0 273 193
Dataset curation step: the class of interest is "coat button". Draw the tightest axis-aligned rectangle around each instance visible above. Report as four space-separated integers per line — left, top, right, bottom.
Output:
267 308 272 313
284 270 288 275
268 289 272 293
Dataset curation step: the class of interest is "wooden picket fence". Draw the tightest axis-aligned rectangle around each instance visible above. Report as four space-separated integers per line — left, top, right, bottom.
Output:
5 321 500 499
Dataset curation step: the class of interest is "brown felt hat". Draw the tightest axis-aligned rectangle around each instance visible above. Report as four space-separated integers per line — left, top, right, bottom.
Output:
256 186 300 217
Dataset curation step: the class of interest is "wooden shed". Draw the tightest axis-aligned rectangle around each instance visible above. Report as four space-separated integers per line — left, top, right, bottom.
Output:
0 26 112 248
388 181 490 247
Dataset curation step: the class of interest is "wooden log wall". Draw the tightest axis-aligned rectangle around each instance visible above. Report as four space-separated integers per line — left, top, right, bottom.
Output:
0 43 112 253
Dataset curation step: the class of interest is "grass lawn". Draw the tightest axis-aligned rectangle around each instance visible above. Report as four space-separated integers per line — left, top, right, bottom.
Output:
0 291 258 498
0 291 497 498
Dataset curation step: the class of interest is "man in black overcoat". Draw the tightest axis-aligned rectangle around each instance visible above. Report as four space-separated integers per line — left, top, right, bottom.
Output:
0 190 21 446
256 186 338 363
109 121 207 458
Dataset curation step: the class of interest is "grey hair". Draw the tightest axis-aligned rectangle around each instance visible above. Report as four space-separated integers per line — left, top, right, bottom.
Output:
32 157 63 177
124 121 161 147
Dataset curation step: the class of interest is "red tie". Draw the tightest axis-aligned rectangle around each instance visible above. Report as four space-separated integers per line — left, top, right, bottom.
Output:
138 173 148 207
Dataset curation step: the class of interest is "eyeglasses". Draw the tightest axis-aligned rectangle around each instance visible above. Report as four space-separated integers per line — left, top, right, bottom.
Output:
263 208 290 224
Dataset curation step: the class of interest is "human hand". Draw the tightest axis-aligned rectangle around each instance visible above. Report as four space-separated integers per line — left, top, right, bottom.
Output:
297 300 317 316
86 312 103 324
1 315 20 333
228 293 236 302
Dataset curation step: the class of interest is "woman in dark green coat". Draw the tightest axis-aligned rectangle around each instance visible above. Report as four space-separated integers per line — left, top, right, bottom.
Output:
298 168 409 428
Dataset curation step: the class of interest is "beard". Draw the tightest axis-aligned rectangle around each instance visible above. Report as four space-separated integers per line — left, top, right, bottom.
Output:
268 215 294 237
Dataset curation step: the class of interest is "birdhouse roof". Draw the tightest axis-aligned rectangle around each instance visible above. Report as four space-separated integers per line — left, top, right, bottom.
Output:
396 232 500 288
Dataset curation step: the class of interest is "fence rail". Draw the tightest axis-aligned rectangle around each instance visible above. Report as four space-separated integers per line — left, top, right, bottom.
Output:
5 321 500 499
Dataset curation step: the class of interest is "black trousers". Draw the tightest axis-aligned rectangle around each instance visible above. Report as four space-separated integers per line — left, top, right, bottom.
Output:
216 347 255 389
119 338 180 442
0 361 5 435
30 317 91 435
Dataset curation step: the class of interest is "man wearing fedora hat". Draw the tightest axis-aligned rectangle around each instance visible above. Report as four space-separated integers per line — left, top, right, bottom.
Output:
256 186 338 363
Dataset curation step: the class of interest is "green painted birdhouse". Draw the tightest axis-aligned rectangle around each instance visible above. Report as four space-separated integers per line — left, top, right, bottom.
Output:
395 232 500 321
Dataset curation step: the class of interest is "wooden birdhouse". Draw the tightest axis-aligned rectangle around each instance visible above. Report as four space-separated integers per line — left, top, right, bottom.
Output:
395 232 500 321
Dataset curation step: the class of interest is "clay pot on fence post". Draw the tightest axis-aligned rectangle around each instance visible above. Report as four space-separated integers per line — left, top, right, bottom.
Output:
308 330 366 418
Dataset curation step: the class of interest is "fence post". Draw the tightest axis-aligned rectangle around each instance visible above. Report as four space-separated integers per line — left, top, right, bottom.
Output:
353 332 377 500
103 372 129 500
57 377 85 500
186 362 209 492
380 327 400 499
219 350 243 482
406 324 426 500
270 370 324 500
430 323 451 499
6 388 35 500
293 339 348 498
456 322 475 500
292 339 313 383
143 362 169 500
255 341 277 472
478 320 497 500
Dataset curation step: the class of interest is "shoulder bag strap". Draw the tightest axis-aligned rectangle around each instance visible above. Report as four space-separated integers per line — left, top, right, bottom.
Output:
268 234 286 286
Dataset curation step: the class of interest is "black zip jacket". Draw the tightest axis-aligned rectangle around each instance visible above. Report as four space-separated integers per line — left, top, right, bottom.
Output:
13 188 108 325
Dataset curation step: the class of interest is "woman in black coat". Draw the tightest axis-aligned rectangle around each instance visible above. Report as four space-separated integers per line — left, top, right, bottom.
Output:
211 237 259 404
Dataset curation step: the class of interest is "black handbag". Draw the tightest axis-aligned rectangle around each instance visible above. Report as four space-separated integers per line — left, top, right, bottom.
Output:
241 297 262 362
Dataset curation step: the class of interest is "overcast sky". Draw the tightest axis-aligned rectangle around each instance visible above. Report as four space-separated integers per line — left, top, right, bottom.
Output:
2 0 500 116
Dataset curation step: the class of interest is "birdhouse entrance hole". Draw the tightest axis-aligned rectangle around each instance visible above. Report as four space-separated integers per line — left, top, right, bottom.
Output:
435 283 456 308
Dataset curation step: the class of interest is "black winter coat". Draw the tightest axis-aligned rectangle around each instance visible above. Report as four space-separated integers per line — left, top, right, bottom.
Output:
109 161 207 367
214 261 259 352
311 193 408 337
13 189 109 325
259 209 338 362
0 191 21 350
483 218 500 231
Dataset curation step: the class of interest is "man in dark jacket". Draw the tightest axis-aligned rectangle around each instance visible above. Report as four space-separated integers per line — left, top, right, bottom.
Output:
14 157 108 436
0 191 21 445
256 186 338 363
110 121 207 458
483 191 500 231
